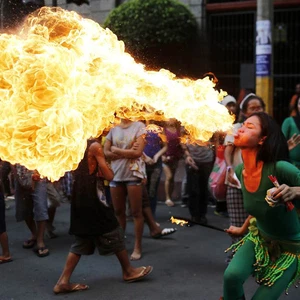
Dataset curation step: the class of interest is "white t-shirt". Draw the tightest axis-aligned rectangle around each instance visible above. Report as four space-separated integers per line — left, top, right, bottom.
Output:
106 121 146 181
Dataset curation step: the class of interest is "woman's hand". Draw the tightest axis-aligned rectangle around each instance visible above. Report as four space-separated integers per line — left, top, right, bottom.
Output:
227 168 239 186
186 156 198 170
225 226 244 236
144 155 154 165
110 146 118 153
287 133 300 150
272 184 298 202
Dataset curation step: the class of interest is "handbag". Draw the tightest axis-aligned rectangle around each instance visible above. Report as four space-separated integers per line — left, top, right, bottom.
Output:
209 145 227 200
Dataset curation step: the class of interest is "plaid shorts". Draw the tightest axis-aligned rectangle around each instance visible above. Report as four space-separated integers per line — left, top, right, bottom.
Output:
226 186 249 243
226 186 248 227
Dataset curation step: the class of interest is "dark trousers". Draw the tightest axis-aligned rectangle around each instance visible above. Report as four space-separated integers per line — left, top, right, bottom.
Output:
146 162 162 215
1 162 11 196
186 161 214 218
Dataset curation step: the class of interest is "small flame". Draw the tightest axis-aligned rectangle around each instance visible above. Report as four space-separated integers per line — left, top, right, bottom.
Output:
170 216 188 226
0 7 234 181
145 124 163 134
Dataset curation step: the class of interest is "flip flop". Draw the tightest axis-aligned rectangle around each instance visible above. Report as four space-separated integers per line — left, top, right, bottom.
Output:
152 228 177 239
53 283 89 295
0 258 13 264
33 246 50 257
22 238 36 249
124 266 153 283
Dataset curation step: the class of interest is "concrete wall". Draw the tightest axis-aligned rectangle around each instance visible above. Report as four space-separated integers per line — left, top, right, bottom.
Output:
45 0 204 27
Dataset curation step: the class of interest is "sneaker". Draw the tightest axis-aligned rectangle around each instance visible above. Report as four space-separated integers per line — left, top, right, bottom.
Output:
214 210 229 218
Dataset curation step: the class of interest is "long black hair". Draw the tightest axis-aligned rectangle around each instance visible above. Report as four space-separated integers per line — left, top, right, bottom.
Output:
250 112 289 164
292 96 300 131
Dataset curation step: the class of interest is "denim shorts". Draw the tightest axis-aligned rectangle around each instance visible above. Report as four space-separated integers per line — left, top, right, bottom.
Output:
15 179 49 222
109 180 142 188
70 227 125 256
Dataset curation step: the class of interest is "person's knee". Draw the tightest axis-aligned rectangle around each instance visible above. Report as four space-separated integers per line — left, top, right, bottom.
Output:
224 265 244 287
131 209 143 219
114 208 125 218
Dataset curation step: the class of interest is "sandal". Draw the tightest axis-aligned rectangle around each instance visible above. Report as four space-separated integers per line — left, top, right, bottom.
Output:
33 246 50 257
53 283 89 294
23 239 36 249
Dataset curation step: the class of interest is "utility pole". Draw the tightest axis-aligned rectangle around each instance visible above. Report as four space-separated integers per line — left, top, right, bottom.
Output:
255 0 274 116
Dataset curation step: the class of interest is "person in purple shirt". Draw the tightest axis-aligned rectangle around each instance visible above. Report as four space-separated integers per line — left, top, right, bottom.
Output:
162 118 184 207
143 121 168 214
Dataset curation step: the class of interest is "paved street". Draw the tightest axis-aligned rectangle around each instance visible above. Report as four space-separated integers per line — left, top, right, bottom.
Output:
1 196 297 300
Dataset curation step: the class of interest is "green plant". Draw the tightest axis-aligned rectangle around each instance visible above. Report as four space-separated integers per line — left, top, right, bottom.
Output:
104 0 198 55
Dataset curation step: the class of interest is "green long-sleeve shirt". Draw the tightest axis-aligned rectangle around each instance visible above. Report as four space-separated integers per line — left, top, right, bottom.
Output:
236 161 300 241
282 117 300 167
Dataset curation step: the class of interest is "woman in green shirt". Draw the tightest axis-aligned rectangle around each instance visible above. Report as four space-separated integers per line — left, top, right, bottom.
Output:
222 112 300 300
282 96 300 168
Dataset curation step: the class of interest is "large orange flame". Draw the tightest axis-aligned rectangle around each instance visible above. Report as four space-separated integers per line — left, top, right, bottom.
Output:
0 7 234 181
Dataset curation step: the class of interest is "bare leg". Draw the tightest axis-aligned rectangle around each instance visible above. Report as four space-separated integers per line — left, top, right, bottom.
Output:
53 252 88 294
163 164 175 206
0 232 11 259
46 206 58 238
143 206 161 236
163 164 172 200
127 185 143 260
115 249 152 282
24 217 37 240
47 206 56 229
110 185 127 231
36 220 47 248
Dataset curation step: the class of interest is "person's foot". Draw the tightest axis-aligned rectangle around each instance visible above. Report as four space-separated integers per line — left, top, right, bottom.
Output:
123 266 153 283
130 249 142 261
33 246 50 257
0 256 13 264
165 199 175 207
22 238 36 249
53 283 89 294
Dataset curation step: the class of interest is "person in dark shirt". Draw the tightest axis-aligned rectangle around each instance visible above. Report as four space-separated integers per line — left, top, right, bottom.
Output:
53 139 152 294
0 160 12 264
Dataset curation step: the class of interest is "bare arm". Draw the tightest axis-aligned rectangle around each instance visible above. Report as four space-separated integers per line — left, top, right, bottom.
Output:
90 142 114 181
225 215 252 236
103 139 122 161
153 143 168 163
224 144 239 186
111 135 146 159
224 144 234 166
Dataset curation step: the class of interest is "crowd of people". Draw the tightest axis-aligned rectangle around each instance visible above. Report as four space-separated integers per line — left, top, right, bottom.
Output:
1 87 300 299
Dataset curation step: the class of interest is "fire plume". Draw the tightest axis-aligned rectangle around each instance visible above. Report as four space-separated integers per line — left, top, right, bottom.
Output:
170 216 188 226
0 7 234 181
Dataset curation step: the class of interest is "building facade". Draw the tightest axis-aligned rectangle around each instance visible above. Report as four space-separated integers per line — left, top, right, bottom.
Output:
43 0 300 123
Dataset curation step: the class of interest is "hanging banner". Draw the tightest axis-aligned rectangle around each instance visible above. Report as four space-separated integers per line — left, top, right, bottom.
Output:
256 20 272 76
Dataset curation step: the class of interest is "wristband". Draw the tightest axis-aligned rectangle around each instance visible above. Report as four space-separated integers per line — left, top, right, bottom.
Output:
226 166 232 171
